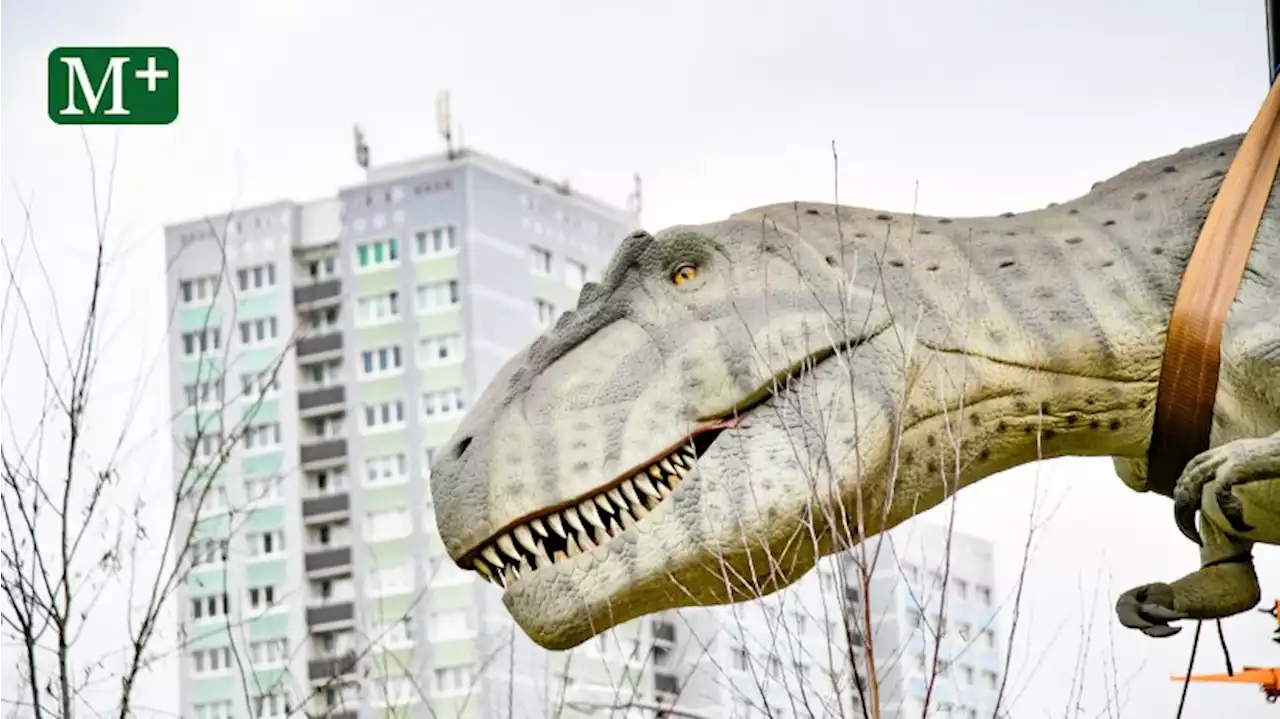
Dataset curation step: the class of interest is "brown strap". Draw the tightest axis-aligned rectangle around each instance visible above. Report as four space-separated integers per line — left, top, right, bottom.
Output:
1148 79 1280 498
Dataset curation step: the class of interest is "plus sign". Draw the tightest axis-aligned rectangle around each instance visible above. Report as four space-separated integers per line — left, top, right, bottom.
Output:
134 56 169 93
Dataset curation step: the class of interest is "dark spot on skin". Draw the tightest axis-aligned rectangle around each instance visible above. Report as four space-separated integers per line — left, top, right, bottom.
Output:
1015 400 1028 413
903 450 915 465
1047 202 1059 208
1089 420 1101 430
1068 208 1079 215
889 259 904 268
978 448 990 461
1109 420 1122 431
1162 165 1177 173
938 218 953 224
1102 220 1116 227
1043 429 1057 440
854 232 868 239
969 413 981 427
1086 398 1096 406
927 460 939 474
1204 169 1225 179
573 461 590 473
1101 260 1115 268
1065 236 1083 245
1000 211 1015 218
806 208 821 216
1151 247 1164 256
571 440 587 449
927 434 937 447
573 422 592 432
1023 426 1033 435
825 255 837 266
998 260 1016 269
926 263 940 272
1217 151 1227 157
1039 401 1049 414
1066 414 1078 425
997 421 1008 432
1137 398 1148 409
875 213 892 221
1033 287 1055 300
1133 191 1148 201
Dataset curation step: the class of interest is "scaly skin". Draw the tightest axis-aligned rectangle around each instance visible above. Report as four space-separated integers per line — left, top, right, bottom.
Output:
429 134 1280 650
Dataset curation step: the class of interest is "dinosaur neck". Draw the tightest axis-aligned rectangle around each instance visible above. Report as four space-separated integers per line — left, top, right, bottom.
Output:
822 136 1239 528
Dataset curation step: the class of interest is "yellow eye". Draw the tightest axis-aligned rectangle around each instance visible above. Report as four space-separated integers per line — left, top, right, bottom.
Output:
672 264 698 285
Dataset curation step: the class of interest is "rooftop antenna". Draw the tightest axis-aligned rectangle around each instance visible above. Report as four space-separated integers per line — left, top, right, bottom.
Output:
353 124 370 169
436 90 455 159
627 173 643 222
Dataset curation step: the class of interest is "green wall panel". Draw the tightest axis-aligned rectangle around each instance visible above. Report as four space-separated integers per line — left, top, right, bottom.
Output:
421 418 462 448
180 306 220 331
242 452 284 476
356 324 406 351
244 506 285 532
429 638 478 666
366 537 411 566
180 412 224 436
359 375 408 404
192 516 229 540
356 269 400 294
187 626 231 651
244 558 287 586
428 584 472 611
186 567 226 594
368 593 414 622
414 256 459 283
181 358 223 383
364 485 409 512
237 347 284 373
236 294 279 320
419 363 464 392
248 612 289 639
362 431 408 457
417 310 461 336
252 668 288 691
241 398 280 424
190 676 235 702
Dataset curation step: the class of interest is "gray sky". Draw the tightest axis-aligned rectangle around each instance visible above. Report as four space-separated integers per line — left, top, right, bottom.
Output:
3 0 1277 717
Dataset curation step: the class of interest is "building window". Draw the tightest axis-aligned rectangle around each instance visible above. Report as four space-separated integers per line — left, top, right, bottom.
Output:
189 592 230 623
982 669 999 690
414 225 458 257
360 346 403 377
534 298 557 328
193 700 233 719
433 665 474 696
355 237 399 270
362 400 406 431
430 609 474 641
365 508 411 541
307 255 338 281
238 317 279 347
184 432 224 461
305 306 340 332
305 360 342 388
529 246 552 275
179 274 221 304
371 615 414 647
248 638 288 667
365 453 407 484
732 646 749 671
181 328 222 357
191 646 232 675
237 263 277 293
976 584 992 605
246 530 286 557
356 291 400 326
415 280 459 313
183 379 224 408
252 690 290 719
566 260 588 289
247 584 277 611
190 538 229 568
243 422 282 451
422 388 465 420
240 371 280 398
244 475 283 504
419 333 463 366
952 577 968 599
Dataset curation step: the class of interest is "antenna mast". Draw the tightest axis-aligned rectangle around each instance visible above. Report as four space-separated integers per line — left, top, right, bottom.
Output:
353 124 370 169
436 90 456 159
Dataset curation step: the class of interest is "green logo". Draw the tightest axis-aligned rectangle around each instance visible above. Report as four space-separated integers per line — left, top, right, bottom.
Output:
48 47 179 125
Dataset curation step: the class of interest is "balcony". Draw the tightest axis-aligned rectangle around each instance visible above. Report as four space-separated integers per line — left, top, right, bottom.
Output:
300 439 346 466
293 280 341 307
302 493 350 522
654 672 680 695
652 620 676 645
305 546 352 575
297 332 342 361
306 601 354 628
307 652 358 681
298 385 345 416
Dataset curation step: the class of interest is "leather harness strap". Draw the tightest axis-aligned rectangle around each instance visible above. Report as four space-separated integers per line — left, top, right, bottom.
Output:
1147 78 1280 499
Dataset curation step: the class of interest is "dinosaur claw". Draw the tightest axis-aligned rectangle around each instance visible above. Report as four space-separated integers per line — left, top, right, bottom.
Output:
1143 624 1182 638
1172 494 1202 546
1116 583 1185 639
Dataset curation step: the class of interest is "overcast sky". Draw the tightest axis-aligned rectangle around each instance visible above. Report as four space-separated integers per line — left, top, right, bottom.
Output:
3 0 1277 717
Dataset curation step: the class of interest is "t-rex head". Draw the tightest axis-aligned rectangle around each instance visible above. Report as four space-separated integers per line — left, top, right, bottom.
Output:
428 205 925 650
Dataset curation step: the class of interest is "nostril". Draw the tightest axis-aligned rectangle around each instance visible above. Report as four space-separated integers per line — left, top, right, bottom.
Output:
452 436 473 460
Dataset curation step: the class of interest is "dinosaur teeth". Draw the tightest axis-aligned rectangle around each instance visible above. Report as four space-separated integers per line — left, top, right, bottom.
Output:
469 442 702 588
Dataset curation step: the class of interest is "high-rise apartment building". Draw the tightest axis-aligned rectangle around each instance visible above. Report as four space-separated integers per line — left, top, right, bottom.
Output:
164 147 637 719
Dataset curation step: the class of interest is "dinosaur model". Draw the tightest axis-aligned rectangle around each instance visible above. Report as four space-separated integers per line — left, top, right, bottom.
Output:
429 133 1279 651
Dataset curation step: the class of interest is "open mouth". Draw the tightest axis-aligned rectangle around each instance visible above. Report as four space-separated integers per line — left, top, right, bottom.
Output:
465 422 731 589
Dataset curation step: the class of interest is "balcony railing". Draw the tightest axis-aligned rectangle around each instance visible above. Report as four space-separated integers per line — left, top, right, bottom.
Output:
293 280 341 307
307 652 358 681
306 602 354 627
300 439 346 465
302 493 349 519
298 385 345 412
297 332 342 359
305 546 352 573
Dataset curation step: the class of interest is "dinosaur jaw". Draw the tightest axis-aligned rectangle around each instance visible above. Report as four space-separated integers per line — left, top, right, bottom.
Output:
459 422 734 589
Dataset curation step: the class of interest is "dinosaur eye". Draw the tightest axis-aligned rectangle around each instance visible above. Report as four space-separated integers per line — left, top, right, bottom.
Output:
672 264 698 285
